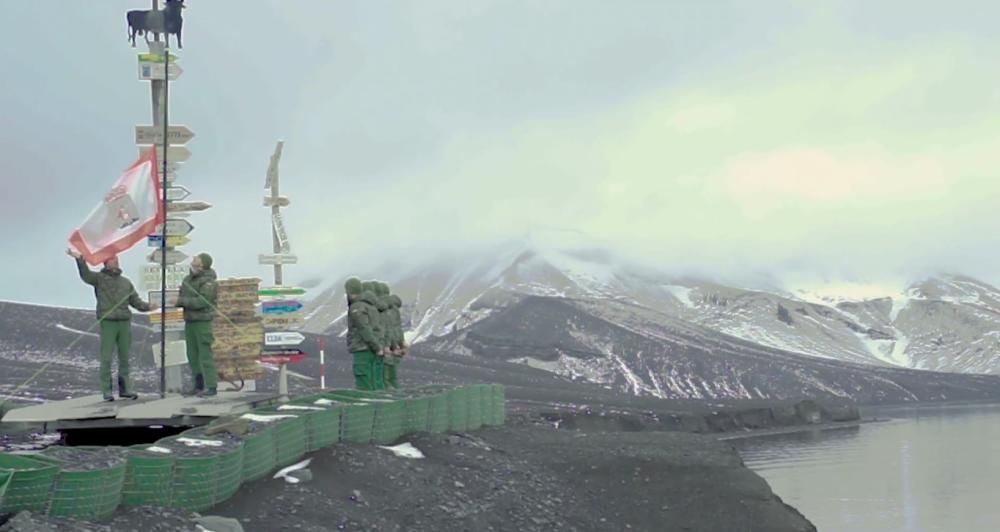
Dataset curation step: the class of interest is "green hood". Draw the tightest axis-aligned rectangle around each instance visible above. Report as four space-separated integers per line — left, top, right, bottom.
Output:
198 253 213 269
358 290 378 307
344 277 363 296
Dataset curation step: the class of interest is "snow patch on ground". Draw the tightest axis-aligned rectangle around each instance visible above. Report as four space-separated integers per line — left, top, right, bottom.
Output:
663 285 695 308
55 324 99 337
378 442 425 459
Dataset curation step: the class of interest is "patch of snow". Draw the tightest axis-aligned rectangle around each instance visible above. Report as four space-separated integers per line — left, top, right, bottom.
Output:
273 458 312 484
176 437 223 448
241 413 299 422
277 405 325 411
146 446 172 454
378 442 425 459
54 324 99 337
663 285 695 308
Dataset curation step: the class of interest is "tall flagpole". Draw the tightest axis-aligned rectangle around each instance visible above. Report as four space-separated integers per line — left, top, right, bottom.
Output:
159 35 170 398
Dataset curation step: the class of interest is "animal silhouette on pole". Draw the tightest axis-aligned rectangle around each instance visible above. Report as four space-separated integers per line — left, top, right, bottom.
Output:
127 0 186 49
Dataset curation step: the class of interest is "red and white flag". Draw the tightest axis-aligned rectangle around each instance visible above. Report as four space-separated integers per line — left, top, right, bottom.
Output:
69 148 164 266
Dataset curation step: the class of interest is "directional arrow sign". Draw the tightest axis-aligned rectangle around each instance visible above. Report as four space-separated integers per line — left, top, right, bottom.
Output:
262 314 305 328
137 52 178 63
148 289 180 308
258 254 297 265
272 212 290 253
165 185 191 201
261 300 304 314
147 235 191 247
154 218 194 237
264 331 305 347
142 264 186 291
168 201 211 213
138 145 191 163
263 196 291 207
138 61 183 81
260 352 306 365
136 125 195 146
259 286 307 297
148 249 188 265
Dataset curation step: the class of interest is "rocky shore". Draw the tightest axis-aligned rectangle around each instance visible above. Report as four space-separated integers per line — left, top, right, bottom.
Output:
0 399 855 531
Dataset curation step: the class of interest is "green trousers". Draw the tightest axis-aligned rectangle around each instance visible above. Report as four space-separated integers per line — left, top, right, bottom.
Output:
352 350 376 391
384 356 400 389
99 320 132 395
373 355 386 390
185 320 218 389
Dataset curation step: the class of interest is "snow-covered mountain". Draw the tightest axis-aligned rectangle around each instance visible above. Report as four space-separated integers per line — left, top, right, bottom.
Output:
302 230 1000 381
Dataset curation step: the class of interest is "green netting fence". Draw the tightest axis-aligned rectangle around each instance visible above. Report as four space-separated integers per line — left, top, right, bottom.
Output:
0 453 61 514
41 446 127 519
121 445 175 507
0 383 504 520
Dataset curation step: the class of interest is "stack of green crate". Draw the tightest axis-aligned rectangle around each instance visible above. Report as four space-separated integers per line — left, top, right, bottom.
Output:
317 391 384 444
41 446 127 519
0 453 61 514
121 445 175 507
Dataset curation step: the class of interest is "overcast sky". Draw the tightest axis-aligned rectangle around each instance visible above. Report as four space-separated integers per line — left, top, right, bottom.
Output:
3 0 999 307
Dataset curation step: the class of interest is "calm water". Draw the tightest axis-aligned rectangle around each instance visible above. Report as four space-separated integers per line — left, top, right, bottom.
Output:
732 403 1000 532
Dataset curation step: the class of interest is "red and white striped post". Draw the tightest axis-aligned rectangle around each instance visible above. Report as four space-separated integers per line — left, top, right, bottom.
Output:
319 337 326 390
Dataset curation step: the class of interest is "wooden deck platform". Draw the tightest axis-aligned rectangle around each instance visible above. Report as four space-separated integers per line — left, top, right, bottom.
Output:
1 391 280 429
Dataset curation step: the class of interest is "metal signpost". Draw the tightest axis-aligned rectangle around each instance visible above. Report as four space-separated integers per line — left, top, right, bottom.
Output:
135 0 210 396
258 141 308 400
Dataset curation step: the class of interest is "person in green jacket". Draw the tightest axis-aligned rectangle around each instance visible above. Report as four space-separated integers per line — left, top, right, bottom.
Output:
67 249 151 401
176 253 219 397
345 277 382 390
364 280 388 390
382 284 406 389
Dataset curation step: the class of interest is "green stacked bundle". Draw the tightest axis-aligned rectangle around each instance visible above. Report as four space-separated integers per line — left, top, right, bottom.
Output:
155 430 244 512
121 445 175 507
0 453 61 514
250 409 307 467
466 385 484 431
285 399 343 451
447 386 470 432
41 446 128 519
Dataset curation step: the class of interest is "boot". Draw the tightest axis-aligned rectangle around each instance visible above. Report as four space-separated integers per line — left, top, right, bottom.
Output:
197 387 217 398
103 393 115 402
183 374 205 397
118 375 138 400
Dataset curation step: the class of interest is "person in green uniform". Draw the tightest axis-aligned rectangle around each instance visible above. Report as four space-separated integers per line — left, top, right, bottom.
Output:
364 281 388 390
177 253 219 397
382 283 406 389
68 249 151 401
345 277 382 390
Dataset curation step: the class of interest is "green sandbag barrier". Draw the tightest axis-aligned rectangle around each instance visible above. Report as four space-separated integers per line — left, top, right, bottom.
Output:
0 453 61 514
323 391 404 444
286 398 343 451
41 446 127 519
251 409 307 468
491 384 506 426
447 386 470 432
156 430 244 512
0 471 11 499
466 385 484 431
121 445 175 507
403 395 431 434
316 394 376 444
236 420 278 483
